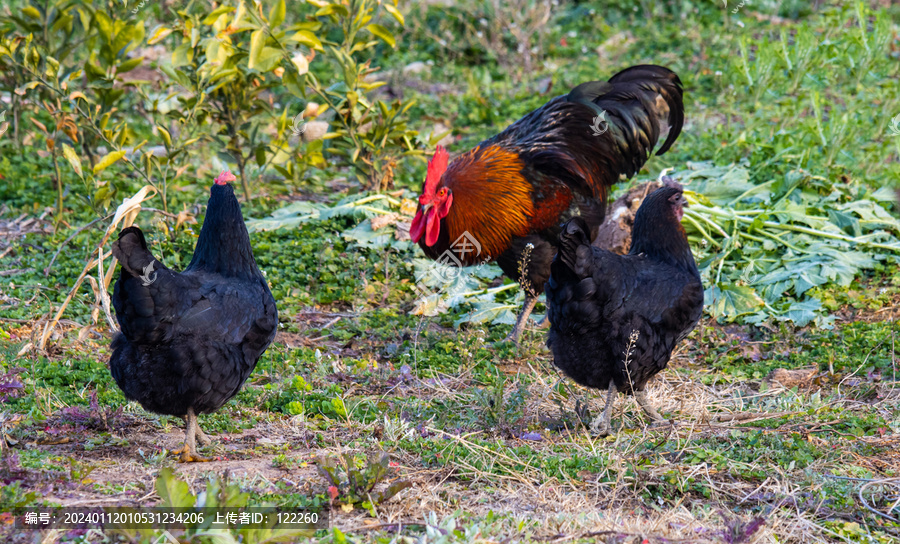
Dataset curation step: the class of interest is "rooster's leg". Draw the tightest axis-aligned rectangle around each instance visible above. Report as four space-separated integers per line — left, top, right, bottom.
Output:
497 295 538 345
589 381 617 436
634 389 665 425
173 407 210 463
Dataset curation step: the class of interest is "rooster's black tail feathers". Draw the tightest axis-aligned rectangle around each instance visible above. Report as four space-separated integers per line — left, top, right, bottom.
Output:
567 64 684 160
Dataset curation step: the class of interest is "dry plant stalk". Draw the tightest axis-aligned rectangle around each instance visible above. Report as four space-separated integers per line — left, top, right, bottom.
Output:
516 242 536 298
484 0 553 77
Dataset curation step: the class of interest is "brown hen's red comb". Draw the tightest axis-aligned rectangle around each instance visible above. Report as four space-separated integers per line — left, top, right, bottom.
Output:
423 146 449 196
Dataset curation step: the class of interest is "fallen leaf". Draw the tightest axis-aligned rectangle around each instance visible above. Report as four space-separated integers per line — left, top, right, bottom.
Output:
370 213 399 231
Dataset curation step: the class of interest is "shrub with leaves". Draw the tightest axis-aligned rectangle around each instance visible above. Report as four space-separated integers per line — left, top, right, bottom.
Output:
157 0 322 200
0 0 178 217
316 451 410 515
301 0 422 189
0 0 90 146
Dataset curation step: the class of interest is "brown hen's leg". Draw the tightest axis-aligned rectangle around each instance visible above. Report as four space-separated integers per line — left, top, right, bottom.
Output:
173 407 210 463
496 295 538 346
535 314 550 329
634 389 665 425
589 381 617 437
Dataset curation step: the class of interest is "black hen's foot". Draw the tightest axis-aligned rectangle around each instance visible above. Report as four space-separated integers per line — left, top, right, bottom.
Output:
589 416 611 437
195 423 212 447
635 390 665 424
172 445 211 463
588 381 618 437
174 407 211 463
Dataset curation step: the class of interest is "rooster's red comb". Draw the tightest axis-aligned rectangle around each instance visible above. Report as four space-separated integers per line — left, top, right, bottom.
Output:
423 146 449 197
214 170 236 185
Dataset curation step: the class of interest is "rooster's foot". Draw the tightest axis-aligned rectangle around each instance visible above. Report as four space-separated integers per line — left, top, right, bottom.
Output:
495 296 539 347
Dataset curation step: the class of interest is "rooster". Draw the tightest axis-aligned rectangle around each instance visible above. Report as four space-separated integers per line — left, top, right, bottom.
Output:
109 171 278 462
410 65 684 344
545 181 703 435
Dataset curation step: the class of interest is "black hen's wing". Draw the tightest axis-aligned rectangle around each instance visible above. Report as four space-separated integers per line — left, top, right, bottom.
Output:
165 276 277 410
488 65 683 212
173 277 278 355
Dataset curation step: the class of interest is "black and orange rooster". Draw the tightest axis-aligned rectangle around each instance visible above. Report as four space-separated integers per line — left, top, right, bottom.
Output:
546 181 703 436
109 171 278 462
410 65 684 344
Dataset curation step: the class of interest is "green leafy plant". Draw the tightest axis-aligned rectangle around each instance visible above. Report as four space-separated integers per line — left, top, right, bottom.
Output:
682 162 900 327
109 467 314 542
316 451 410 515
0 0 89 147
471 374 529 434
0 0 181 218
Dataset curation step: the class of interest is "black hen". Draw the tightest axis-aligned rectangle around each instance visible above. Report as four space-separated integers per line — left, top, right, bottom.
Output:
109 172 278 461
410 65 684 344
546 181 703 436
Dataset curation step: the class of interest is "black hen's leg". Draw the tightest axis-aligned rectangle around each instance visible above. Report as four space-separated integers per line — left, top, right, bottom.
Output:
635 389 665 425
497 294 538 346
195 419 212 446
173 407 210 463
590 380 617 436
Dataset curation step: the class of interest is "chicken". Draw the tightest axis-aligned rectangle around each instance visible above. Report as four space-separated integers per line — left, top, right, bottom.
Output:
109 171 278 462
410 65 684 344
545 181 703 436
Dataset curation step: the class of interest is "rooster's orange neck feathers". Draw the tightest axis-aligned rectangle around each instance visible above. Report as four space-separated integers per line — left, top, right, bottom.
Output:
413 145 571 264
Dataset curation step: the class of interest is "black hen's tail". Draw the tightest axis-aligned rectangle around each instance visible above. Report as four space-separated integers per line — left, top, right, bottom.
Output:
112 226 156 278
111 226 172 344
556 217 591 273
